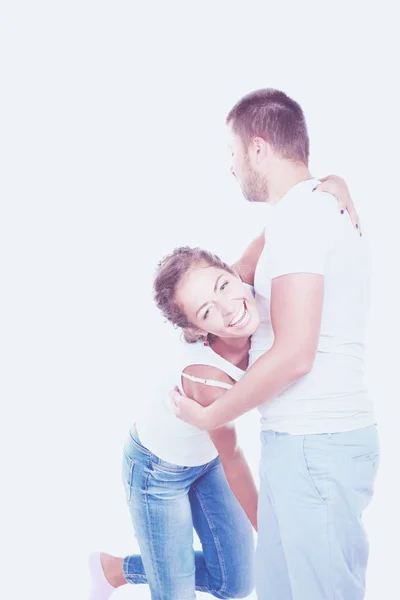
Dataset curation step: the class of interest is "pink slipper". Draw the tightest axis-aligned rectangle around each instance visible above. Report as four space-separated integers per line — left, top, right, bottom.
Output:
88 553 116 600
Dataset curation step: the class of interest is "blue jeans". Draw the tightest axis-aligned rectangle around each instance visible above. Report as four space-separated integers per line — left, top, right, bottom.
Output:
256 425 380 600
121 428 255 599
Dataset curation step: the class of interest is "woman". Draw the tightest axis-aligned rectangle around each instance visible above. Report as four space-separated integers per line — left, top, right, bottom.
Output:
90 247 259 600
89 177 359 600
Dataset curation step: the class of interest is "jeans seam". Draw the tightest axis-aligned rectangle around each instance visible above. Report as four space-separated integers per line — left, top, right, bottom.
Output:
126 458 135 502
122 463 152 586
142 466 162 594
192 483 227 596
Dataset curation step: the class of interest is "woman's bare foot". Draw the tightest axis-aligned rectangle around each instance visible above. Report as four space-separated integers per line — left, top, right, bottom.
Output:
100 553 126 588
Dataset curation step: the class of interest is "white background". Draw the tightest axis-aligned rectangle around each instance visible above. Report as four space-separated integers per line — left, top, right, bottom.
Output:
1 2 399 599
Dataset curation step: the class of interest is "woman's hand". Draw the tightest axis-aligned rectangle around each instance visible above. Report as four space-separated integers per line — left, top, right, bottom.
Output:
169 387 212 430
316 175 362 234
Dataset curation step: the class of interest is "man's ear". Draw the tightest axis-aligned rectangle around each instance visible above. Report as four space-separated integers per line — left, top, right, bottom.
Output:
250 136 270 164
248 137 273 166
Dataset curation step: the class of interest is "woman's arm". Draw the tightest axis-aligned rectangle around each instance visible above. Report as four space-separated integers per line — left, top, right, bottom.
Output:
316 175 361 232
208 424 258 531
181 365 258 531
231 231 265 285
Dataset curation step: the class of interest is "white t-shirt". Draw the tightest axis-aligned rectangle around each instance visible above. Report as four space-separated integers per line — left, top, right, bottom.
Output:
250 178 375 434
136 340 245 466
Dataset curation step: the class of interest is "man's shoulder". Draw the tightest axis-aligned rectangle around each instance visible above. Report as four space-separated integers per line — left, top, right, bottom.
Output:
266 187 341 251
297 185 337 210
279 186 339 226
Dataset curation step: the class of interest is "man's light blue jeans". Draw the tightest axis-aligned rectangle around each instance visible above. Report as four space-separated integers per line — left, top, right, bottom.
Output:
121 428 255 599
256 425 380 600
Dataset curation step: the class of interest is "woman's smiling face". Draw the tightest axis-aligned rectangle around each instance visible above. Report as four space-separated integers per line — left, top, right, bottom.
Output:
175 262 260 340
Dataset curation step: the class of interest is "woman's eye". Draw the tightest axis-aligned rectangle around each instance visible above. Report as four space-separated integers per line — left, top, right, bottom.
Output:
220 281 229 291
203 308 211 320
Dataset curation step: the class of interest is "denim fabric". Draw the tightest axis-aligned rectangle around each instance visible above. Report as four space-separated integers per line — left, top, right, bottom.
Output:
256 425 380 600
121 428 255 599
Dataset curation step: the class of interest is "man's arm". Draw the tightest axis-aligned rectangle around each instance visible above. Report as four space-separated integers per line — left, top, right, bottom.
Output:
173 273 324 430
181 365 258 530
171 184 358 429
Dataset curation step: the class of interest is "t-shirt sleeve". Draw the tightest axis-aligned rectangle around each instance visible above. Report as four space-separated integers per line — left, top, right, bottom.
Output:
267 192 339 279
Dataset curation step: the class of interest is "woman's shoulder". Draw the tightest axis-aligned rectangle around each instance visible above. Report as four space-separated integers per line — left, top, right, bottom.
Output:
181 341 244 382
181 363 235 407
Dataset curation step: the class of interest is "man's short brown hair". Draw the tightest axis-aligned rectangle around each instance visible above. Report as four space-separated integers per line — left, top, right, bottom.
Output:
226 88 309 164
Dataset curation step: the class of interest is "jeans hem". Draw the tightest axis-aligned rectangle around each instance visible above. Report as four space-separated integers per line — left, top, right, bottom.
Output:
125 575 147 584
123 556 147 584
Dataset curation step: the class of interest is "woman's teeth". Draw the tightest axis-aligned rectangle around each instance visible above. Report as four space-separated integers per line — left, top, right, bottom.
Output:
229 302 248 327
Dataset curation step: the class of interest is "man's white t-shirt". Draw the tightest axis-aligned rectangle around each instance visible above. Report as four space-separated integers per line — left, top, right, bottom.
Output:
250 178 375 434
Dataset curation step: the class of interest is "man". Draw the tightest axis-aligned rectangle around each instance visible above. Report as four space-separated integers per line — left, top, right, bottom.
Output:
171 89 379 599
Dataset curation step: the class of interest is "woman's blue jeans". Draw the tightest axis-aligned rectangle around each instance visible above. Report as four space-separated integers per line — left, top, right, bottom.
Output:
121 428 255 599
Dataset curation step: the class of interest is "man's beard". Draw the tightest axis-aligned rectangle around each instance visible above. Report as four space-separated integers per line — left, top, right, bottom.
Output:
240 157 269 203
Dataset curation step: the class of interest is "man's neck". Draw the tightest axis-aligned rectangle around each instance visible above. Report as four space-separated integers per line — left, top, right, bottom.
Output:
267 162 313 205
